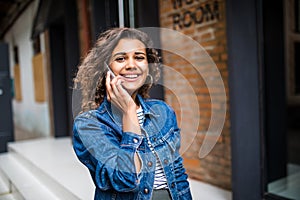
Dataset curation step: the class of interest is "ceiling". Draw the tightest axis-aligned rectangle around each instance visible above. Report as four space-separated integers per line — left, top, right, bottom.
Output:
0 0 33 39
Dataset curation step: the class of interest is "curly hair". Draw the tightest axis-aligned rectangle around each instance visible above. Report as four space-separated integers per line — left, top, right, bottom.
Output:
73 28 161 112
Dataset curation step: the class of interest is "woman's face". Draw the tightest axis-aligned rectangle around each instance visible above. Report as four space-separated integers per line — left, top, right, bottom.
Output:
109 38 149 95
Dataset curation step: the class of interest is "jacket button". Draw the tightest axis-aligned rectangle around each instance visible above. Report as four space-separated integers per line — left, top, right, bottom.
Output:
144 188 149 194
147 161 153 167
164 159 169 164
133 138 139 143
171 183 175 188
152 137 157 142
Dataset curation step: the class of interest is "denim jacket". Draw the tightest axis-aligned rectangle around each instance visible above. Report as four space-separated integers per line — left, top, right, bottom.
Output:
73 95 192 200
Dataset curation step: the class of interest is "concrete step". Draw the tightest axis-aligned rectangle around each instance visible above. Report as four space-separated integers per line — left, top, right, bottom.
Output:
0 193 21 200
1 137 94 200
0 153 57 200
0 169 10 196
0 169 23 200
188 179 232 200
0 182 23 200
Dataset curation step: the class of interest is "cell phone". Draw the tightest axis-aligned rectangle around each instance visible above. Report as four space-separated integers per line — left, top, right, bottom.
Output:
104 62 115 79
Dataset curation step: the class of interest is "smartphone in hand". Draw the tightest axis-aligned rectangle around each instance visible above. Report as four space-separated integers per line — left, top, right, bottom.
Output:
105 62 115 79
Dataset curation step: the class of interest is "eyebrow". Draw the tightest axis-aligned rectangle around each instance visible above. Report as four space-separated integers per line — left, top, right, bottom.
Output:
112 51 146 58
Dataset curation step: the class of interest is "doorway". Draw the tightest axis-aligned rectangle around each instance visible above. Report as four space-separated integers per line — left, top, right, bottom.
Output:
48 22 70 137
45 0 79 137
265 0 300 199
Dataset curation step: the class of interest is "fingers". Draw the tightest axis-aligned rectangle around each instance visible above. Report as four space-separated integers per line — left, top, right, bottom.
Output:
106 71 126 102
106 72 112 101
105 72 136 113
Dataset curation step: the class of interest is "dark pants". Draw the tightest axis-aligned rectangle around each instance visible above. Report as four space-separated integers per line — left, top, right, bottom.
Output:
152 189 172 200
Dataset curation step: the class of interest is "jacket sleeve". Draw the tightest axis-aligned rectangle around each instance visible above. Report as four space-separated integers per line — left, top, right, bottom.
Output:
72 113 142 192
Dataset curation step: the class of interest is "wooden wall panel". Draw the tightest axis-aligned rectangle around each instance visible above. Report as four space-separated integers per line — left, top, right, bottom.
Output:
32 53 46 102
13 64 22 101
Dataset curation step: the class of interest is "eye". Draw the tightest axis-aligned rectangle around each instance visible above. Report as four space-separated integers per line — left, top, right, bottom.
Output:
135 56 146 61
115 56 126 63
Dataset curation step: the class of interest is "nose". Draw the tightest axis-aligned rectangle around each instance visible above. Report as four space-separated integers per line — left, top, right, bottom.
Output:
125 58 137 70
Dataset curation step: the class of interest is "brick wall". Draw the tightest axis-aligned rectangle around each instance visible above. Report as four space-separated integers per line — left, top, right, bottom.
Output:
159 0 231 190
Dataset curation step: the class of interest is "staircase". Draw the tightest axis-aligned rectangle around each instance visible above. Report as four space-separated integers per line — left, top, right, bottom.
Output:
0 137 94 200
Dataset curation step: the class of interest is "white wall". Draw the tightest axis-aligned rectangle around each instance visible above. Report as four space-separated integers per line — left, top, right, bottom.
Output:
4 0 51 138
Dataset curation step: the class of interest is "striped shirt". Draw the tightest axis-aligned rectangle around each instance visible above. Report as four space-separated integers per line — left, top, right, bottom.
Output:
136 107 168 189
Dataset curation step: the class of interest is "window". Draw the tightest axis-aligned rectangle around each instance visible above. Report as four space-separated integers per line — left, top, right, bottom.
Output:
286 0 300 103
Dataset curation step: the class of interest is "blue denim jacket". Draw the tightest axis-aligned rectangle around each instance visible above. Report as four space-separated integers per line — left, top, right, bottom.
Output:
73 95 192 200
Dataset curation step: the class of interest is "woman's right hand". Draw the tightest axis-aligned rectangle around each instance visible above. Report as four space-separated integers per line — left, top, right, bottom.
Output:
106 71 141 136
106 71 137 114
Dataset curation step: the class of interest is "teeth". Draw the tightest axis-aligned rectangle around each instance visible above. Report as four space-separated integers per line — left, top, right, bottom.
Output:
123 74 138 78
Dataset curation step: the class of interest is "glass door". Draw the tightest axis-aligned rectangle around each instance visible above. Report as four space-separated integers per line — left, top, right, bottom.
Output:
266 1 300 199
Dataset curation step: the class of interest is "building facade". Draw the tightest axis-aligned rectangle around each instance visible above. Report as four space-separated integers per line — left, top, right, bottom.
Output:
0 0 299 199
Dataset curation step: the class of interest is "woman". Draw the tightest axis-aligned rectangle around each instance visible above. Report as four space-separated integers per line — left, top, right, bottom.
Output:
73 27 192 200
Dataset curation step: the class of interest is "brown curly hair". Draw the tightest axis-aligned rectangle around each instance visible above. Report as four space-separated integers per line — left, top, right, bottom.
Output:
73 28 161 112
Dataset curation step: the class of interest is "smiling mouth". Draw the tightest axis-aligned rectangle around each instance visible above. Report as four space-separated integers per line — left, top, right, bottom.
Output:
121 74 140 79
